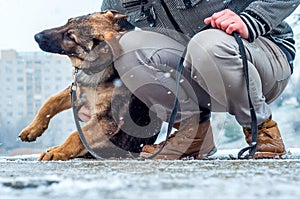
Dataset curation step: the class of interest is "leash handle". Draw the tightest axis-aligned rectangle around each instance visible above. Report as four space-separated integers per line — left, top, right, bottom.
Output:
233 32 258 159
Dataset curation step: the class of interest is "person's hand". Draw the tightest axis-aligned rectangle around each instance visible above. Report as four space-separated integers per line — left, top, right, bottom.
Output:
204 9 249 39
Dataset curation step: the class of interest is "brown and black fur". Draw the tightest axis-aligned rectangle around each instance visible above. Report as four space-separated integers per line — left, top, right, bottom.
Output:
19 10 162 160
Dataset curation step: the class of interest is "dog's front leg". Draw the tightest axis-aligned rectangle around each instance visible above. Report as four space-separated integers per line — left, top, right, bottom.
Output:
38 131 87 161
38 116 100 161
38 116 121 161
19 87 71 142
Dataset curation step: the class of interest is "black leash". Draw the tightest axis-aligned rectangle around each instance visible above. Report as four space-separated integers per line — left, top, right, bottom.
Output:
69 34 258 160
143 48 187 159
70 68 105 160
233 32 258 159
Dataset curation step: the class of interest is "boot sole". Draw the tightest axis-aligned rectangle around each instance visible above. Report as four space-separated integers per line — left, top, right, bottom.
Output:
140 152 183 160
252 151 286 159
140 147 218 160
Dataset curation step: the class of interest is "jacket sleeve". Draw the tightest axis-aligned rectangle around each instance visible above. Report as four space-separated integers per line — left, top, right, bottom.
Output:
101 0 126 13
240 0 300 42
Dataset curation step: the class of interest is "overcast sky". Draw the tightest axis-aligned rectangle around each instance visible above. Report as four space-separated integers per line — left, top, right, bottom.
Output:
0 0 102 52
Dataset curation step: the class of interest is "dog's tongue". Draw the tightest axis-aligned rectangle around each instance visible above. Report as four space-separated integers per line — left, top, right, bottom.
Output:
78 106 92 122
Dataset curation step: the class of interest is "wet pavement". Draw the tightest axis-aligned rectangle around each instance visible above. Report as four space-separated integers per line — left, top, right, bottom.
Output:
0 149 300 199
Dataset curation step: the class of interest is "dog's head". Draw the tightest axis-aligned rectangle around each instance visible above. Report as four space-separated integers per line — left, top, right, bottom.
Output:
34 10 126 71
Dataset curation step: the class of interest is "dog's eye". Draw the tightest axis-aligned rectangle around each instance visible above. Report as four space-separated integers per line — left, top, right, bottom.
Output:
65 32 76 42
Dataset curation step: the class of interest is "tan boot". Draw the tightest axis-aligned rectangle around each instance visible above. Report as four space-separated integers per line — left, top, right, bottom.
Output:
243 118 286 158
140 115 217 160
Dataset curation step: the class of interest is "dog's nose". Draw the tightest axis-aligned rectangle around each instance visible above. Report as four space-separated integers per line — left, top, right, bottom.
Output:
34 33 42 43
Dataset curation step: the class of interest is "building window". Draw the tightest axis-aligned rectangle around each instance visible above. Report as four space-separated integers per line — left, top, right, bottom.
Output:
18 61 23 65
17 86 24 91
27 85 33 90
17 68 24 73
17 77 24 82
5 67 12 73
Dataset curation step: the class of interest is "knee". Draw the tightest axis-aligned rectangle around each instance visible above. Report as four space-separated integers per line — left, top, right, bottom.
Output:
119 30 184 52
186 29 239 60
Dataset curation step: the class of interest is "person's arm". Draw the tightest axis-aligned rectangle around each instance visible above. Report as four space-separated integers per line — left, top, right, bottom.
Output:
101 0 128 13
240 0 300 42
205 0 299 41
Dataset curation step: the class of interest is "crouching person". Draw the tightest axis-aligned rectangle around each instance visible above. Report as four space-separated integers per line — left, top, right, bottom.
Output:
102 0 299 159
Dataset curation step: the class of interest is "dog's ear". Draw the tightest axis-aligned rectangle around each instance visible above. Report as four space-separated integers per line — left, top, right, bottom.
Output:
103 10 127 23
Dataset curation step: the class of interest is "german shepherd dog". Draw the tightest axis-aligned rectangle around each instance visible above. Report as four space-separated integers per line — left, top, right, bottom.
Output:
19 10 162 160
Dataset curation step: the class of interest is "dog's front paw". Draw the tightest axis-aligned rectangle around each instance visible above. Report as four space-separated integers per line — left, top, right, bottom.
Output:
38 146 74 161
19 122 48 142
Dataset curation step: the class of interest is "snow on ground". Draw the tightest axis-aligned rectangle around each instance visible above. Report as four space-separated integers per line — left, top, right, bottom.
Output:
0 149 300 199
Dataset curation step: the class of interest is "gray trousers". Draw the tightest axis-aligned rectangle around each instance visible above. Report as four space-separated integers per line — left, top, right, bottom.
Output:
114 30 291 127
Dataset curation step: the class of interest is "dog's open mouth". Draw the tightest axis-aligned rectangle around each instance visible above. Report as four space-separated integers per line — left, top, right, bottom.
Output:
77 106 92 122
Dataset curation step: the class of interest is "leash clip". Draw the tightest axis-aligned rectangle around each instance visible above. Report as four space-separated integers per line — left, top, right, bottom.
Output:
70 67 79 94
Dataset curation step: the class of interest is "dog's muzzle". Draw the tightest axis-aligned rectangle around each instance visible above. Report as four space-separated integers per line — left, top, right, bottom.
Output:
34 32 66 55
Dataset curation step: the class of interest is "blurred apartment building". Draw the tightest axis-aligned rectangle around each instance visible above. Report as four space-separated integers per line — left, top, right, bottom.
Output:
0 49 75 149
